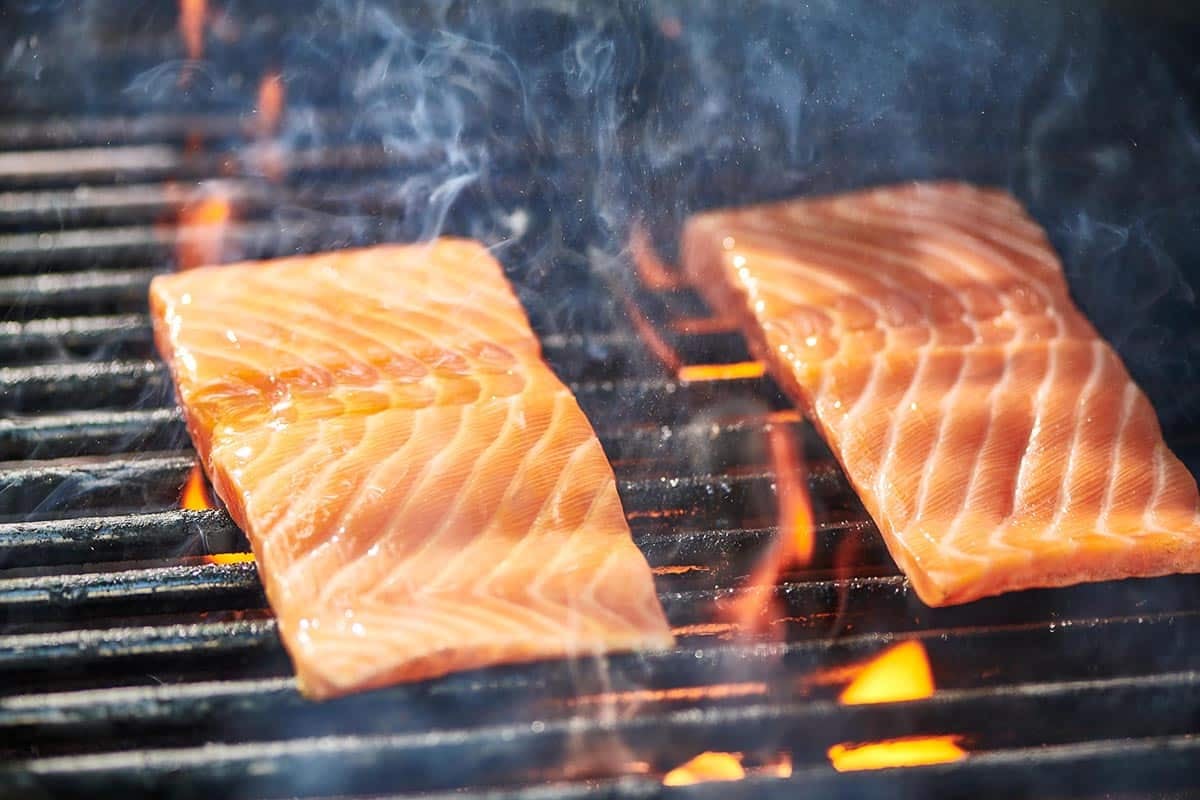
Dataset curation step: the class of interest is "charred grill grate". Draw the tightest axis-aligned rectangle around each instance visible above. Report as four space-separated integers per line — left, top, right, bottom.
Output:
3 4 1200 799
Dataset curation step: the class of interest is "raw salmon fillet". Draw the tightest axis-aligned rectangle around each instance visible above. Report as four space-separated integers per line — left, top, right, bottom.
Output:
150 240 674 698
682 182 1200 606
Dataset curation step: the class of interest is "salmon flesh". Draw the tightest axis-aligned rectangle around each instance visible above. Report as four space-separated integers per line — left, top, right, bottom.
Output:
683 182 1200 606
150 240 674 698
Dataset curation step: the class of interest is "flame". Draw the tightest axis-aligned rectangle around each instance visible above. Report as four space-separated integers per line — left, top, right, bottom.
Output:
179 0 207 61
723 423 814 633
251 70 287 181
622 293 682 372
838 641 934 705
662 752 745 786
176 191 232 270
827 641 966 770
207 552 256 565
630 222 684 291
660 752 793 785
181 464 213 511
766 753 793 778
255 71 285 138
677 361 766 382
828 737 966 772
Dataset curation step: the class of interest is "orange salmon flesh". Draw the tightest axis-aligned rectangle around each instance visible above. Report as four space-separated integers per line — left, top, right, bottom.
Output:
150 240 674 698
683 182 1200 606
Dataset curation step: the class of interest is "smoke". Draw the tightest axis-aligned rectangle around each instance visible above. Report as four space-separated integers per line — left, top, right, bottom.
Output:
627 0 1199 439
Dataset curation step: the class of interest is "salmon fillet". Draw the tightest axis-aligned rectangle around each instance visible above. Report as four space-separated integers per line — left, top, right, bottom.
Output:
150 240 674 698
682 182 1200 606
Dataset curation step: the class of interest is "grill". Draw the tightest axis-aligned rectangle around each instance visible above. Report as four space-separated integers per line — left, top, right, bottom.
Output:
2 3 1199 798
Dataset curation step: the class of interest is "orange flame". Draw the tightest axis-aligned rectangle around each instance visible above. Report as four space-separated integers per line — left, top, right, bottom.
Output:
828 641 967 770
181 464 213 511
766 753 793 778
677 361 766 382
662 752 745 786
660 752 792 785
630 222 685 291
251 70 287 181
828 737 966 772
723 423 814 633
179 0 207 61
176 190 232 270
207 552 256 565
622 292 682 373
838 641 934 705
255 70 285 138
183 465 256 565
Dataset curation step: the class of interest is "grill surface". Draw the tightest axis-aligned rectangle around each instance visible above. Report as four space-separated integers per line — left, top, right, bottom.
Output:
2 3 1200 799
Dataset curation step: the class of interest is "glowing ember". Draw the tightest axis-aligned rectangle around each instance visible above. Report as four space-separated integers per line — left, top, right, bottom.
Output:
723 421 814 633
662 752 745 786
838 641 934 706
570 682 766 708
670 622 738 638
179 0 207 61
181 464 213 511
207 552 256 565
176 191 232 270
827 736 966 772
658 16 684 40
669 315 737 335
184 132 205 156
677 361 766 382
651 564 709 575
630 222 684 291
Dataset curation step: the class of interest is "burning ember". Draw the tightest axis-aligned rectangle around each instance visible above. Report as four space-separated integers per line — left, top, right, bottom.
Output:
179 0 207 62
828 641 967 770
662 752 745 786
724 420 814 633
175 189 233 270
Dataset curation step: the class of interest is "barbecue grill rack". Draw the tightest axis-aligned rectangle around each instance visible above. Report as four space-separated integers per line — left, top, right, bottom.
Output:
3 3 1200 799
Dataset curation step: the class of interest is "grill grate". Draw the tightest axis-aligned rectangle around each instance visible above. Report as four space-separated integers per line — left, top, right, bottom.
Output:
3 4 1200 799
